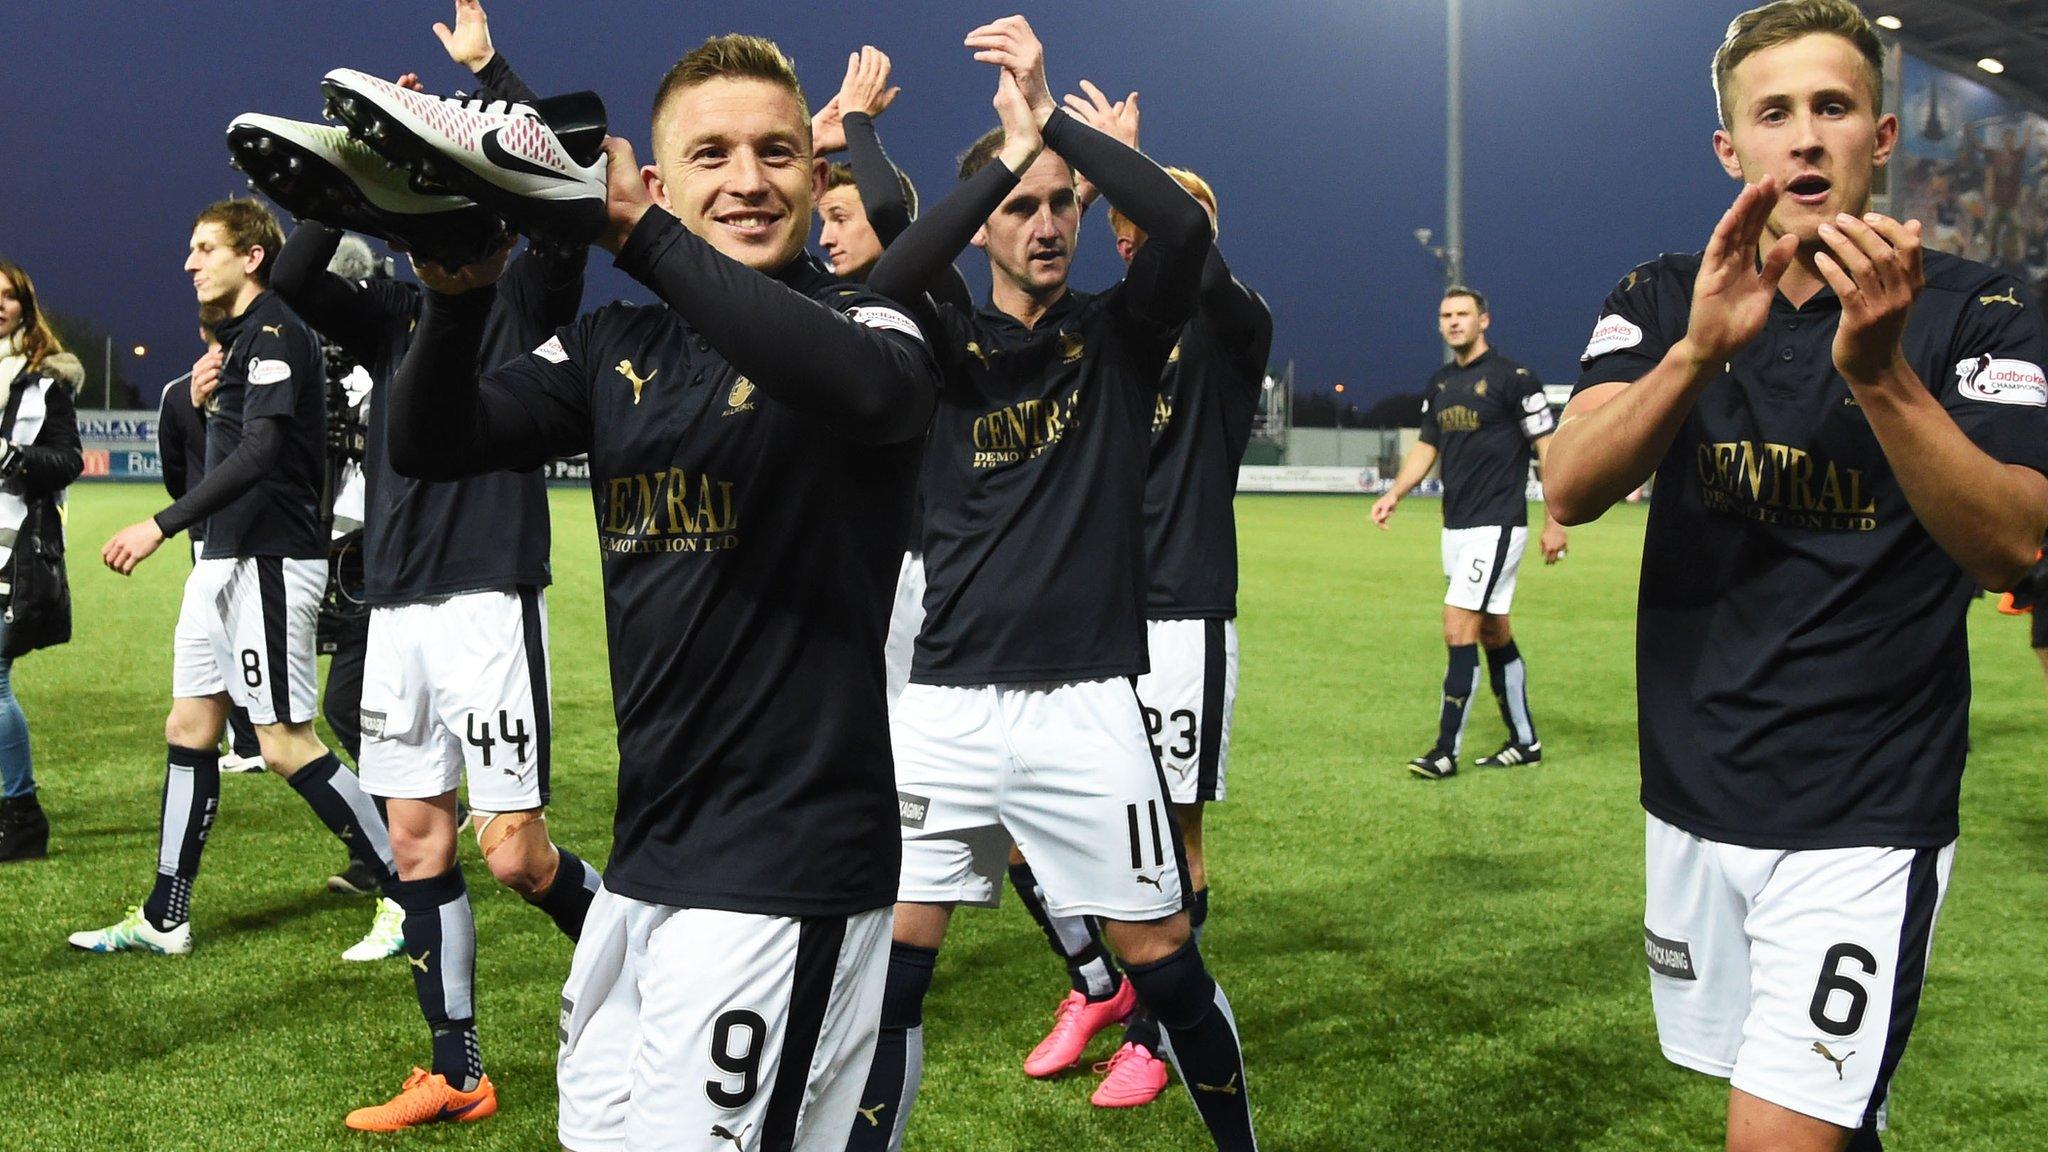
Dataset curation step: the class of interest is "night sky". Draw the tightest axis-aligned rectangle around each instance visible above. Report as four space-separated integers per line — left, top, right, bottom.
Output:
1 1 1750 406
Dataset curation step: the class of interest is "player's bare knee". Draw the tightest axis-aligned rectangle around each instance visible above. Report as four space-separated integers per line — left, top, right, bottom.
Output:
473 807 558 896
254 721 325 777
1103 911 1190 967
893 901 952 950
165 696 227 750
1480 614 1513 648
1443 607 1484 647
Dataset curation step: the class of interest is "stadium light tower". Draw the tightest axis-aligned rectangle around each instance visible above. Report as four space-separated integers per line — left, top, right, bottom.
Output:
1416 0 1465 365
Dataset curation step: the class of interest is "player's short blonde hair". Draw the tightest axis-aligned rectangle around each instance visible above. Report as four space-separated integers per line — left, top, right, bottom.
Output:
1712 0 1884 129
822 163 919 218
193 198 284 285
1108 168 1217 243
652 34 809 139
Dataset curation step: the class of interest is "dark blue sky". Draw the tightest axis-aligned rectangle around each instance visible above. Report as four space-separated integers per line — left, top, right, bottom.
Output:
1 1 1747 405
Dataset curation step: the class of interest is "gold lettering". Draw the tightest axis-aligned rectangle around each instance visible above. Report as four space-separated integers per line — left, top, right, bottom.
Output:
606 477 632 533
663 468 696 534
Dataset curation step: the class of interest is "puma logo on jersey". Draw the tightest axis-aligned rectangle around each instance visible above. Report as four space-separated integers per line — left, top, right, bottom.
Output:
406 950 431 973
965 340 992 367
261 324 283 336
1135 871 1166 890
617 360 658 404
1811 1042 1854 1080
1196 1075 1240 1096
710 1121 752 1150
1623 269 1642 293
857 1103 887 1127
1978 289 2022 308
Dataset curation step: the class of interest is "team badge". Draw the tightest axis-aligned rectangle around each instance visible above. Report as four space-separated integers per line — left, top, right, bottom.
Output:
1059 331 1084 363
616 359 657 405
1475 380 1487 397
723 377 756 417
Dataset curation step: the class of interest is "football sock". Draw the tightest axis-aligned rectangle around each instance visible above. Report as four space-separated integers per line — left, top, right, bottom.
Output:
1008 859 1121 1000
285 752 397 889
1124 939 1256 1151
1436 644 1481 756
1124 887 1208 1055
1485 640 1537 747
144 744 219 930
848 942 936 1152
526 846 600 940
388 866 483 1091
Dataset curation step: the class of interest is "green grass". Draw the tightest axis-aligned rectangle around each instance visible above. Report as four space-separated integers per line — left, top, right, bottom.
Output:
3 486 2044 1150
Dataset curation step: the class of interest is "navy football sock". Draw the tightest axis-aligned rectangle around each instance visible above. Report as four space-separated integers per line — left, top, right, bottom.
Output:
144 744 219 929
1436 644 1481 756
1124 939 1256 1151
388 866 482 1091
1008 860 1121 1000
527 846 600 940
1485 639 1537 747
848 942 936 1152
285 753 396 889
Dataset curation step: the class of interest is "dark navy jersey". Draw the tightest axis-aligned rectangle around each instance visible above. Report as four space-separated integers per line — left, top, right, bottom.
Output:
200 292 325 559
1419 349 1554 530
913 284 1179 684
1576 249 2048 849
430 239 931 916
309 251 572 604
1143 263 1273 618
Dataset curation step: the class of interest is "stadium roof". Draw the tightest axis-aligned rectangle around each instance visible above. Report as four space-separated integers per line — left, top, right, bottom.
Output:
1860 2 2048 117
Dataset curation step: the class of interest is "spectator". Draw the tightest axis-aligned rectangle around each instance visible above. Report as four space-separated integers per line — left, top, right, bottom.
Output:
0 257 85 862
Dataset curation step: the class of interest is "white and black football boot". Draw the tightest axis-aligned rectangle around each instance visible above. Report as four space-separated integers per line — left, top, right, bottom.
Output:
226 114 506 268
1406 748 1458 780
321 68 607 245
1474 741 1541 768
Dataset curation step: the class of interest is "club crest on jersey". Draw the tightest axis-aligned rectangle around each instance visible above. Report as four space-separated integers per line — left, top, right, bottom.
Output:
1059 331 1085 363
1955 355 2047 407
616 359 657 405
1582 314 1643 362
1168 340 1182 365
1474 380 1488 397
246 357 292 386
724 377 756 417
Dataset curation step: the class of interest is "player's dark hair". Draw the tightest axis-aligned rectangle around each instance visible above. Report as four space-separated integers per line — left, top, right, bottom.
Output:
1713 0 1883 130
957 127 1006 182
0 257 68 372
193 198 284 286
824 163 919 218
1443 286 1488 315
653 34 809 141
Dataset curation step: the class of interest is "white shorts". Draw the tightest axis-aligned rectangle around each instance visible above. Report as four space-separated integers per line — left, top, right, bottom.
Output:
882 552 925 708
171 556 323 726
1442 525 1526 614
893 677 1186 921
359 589 551 811
557 888 891 1152
1644 813 1954 1131
1135 619 1237 804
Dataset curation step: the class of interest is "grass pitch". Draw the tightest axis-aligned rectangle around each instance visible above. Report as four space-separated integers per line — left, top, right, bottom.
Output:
3 486 2043 1150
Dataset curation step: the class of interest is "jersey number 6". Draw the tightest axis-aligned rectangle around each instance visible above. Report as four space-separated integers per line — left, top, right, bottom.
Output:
1808 942 1878 1037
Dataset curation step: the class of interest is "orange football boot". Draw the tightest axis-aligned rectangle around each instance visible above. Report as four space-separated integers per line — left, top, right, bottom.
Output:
345 1068 497 1132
